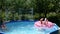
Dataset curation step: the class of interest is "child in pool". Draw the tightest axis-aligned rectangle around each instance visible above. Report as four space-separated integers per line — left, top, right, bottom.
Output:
34 18 54 31
34 18 44 30
44 18 54 28
0 18 6 30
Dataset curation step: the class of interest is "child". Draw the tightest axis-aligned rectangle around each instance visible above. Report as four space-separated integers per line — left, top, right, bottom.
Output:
34 18 44 28
0 18 6 30
34 18 45 31
34 18 54 31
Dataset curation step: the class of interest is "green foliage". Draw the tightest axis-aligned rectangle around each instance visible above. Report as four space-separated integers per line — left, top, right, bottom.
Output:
14 13 19 20
0 0 60 26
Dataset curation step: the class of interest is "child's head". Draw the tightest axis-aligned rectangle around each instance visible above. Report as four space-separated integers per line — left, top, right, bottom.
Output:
40 18 44 21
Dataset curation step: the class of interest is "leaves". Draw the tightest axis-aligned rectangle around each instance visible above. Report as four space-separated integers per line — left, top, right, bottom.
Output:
0 0 60 22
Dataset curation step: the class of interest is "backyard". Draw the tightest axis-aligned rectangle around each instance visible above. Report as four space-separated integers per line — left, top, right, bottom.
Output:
0 0 60 34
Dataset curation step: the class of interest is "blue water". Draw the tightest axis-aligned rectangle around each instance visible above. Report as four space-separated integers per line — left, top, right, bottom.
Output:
1 21 59 34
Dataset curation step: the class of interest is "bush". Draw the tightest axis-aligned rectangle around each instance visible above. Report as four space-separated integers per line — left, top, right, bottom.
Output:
47 12 60 26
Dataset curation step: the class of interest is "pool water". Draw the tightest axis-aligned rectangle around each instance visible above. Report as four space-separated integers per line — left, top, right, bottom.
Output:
1 21 59 34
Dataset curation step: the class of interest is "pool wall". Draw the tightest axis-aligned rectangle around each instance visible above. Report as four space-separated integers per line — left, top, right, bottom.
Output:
0 33 3 34
50 30 59 34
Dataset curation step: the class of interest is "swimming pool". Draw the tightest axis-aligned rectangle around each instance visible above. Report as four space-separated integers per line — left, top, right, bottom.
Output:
1 21 59 34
